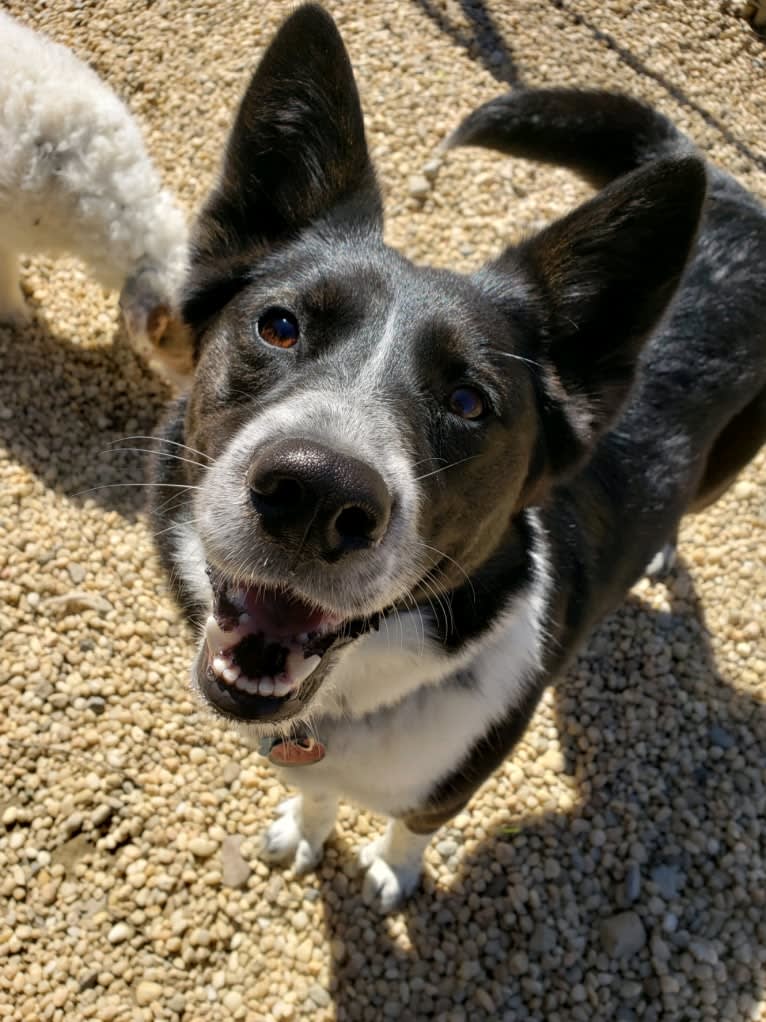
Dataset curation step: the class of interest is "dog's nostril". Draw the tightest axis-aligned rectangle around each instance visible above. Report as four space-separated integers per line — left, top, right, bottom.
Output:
334 505 378 547
250 475 304 512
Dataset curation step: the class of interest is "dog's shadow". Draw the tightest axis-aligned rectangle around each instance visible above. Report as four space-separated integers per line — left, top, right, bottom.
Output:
304 560 764 1020
0 303 172 521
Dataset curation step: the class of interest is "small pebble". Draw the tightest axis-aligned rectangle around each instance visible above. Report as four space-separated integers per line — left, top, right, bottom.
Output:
529 924 556 954
600 912 647 958
709 724 735 749
222 990 243 1011
189 837 218 858
650 864 684 900
107 922 134 945
408 174 431 199
67 563 86 584
221 835 251 888
624 862 641 903
135 981 163 1006
436 838 458 858
422 157 443 180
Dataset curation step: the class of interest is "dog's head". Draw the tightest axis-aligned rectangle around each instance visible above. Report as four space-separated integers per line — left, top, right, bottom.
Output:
168 4 705 729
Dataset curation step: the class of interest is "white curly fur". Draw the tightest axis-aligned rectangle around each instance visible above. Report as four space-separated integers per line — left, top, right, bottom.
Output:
0 12 190 381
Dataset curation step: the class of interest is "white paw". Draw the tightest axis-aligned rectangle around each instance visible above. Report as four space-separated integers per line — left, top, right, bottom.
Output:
359 836 422 912
275 795 299 818
645 542 677 579
259 797 325 874
358 832 386 869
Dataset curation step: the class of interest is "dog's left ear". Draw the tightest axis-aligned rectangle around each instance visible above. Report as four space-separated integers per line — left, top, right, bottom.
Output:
482 155 706 497
186 4 381 324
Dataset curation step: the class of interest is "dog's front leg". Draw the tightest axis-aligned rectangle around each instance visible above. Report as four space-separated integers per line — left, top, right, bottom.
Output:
260 789 338 875
359 819 433 912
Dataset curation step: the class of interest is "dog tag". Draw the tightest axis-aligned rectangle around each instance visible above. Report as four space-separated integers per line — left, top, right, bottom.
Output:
268 737 326 767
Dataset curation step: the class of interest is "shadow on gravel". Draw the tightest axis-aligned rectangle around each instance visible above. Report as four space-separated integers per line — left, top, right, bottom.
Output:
413 0 522 86
314 559 765 1020
0 312 171 521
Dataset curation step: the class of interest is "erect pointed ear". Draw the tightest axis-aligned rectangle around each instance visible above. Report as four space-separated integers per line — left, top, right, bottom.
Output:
185 4 382 324
485 155 706 498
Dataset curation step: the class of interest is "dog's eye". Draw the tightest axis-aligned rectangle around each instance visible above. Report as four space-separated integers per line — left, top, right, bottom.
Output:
257 308 299 348
447 386 485 420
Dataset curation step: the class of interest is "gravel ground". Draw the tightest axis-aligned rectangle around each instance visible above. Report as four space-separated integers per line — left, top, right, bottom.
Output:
1 2 765 1020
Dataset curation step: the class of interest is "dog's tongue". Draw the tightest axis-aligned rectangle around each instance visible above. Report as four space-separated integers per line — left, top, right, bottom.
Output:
239 588 328 638
205 577 345 697
212 581 330 636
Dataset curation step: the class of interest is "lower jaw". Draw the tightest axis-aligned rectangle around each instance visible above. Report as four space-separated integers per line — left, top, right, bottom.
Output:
193 646 321 725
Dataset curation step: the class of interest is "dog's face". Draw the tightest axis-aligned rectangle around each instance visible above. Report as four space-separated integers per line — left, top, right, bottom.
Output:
167 5 704 730
183 235 544 723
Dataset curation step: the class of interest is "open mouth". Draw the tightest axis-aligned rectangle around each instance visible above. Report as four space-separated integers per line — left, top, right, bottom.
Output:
196 567 376 724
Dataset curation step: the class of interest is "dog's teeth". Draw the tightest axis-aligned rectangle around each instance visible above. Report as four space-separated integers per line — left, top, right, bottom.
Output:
222 665 241 684
212 656 228 676
272 677 294 698
285 651 322 685
303 654 322 677
206 615 231 654
235 676 259 694
258 677 275 697
205 612 253 655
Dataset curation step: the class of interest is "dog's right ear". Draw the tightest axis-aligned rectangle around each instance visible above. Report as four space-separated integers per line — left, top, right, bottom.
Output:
479 155 706 502
185 4 381 326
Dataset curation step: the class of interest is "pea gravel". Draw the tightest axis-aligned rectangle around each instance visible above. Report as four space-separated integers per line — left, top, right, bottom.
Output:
1 2 764 1021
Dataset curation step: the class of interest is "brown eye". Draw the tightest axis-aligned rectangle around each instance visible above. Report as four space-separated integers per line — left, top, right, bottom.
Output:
257 307 299 348
447 386 485 420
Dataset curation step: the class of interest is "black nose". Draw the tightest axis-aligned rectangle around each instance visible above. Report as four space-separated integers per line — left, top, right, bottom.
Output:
247 439 392 560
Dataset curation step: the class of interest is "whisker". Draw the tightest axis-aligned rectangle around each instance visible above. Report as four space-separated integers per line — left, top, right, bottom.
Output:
224 386 258 404
111 435 213 463
410 455 448 470
413 453 480 482
71 482 202 499
418 541 476 601
396 592 422 655
422 566 457 633
496 351 543 369
153 489 195 515
152 515 204 540
103 446 209 471
416 574 450 636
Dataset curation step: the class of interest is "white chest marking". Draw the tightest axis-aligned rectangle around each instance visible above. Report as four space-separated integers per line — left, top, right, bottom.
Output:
268 512 552 817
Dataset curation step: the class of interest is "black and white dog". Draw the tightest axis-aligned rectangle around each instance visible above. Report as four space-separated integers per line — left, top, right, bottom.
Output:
151 5 766 910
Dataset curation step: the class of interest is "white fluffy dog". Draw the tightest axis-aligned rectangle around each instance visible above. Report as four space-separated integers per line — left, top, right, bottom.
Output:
0 11 192 386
